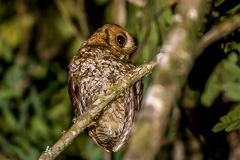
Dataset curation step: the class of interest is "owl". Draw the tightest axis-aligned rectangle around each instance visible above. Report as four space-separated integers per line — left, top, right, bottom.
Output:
68 24 143 152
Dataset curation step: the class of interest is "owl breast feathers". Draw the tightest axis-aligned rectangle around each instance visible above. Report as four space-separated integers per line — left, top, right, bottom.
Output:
68 24 144 152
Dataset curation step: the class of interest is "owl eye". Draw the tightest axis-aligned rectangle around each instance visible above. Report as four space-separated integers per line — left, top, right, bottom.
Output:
116 34 126 46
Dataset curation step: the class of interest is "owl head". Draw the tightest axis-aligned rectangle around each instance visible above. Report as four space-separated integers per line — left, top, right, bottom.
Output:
82 24 136 59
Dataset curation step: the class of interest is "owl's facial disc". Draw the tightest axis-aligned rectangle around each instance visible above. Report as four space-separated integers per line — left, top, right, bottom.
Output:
83 24 136 59
105 25 136 57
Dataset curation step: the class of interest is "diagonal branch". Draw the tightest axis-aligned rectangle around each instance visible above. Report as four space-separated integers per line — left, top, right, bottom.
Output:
215 0 240 17
124 0 209 159
39 60 157 160
197 13 240 53
76 0 90 37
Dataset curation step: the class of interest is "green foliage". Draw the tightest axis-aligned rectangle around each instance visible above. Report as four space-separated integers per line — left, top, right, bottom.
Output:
0 38 13 63
0 1 85 159
94 0 110 6
201 44 240 133
212 105 240 132
201 53 240 106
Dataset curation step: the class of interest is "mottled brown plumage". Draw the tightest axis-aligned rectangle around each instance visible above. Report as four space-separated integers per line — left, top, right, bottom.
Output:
68 24 143 152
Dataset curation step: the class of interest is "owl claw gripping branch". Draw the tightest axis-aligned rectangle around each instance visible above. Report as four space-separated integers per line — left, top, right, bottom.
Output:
68 24 144 152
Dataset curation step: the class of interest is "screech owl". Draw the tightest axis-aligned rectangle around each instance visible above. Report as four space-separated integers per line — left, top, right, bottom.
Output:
68 24 143 152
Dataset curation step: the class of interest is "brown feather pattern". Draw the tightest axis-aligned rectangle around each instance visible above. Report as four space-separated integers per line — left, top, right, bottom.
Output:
68 24 143 152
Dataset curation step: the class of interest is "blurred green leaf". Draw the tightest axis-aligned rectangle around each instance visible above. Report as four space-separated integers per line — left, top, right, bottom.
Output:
0 38 13 62
55 15 73 40
0 100 19 131
225 119 240 132
30 86 44 117
0 14 34 50
222 83 240 101
201 73 220 107
212 105 240 132
29 62 48 79
86 138 104 160
114 148 125 160
0 88 20 99
94 0 109 6
0 135 30 160
67 38 83 60
18 98 31 130
201 53 240 106
212 123 228 133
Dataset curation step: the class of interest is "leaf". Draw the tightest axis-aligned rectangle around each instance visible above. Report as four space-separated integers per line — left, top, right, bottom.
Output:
0 38 13 63
30 86 44 117
226 119 240 132
0 100 19 131
212 122 228 133
30 115 49 140
220 114 231 123
201 73 220 107
212 105 240 132
201 52 240 106
94 0 109 6
0 88 20 99
0 135 30 160
222 83 240 101
222 57 240 82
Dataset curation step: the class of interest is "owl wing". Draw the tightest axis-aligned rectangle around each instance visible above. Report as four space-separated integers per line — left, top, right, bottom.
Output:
111 80 143 152
68 50 101 117
134 79 144 111
68 75 86 116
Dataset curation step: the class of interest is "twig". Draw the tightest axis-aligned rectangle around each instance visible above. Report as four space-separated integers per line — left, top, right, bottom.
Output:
54 0 83 40
104 151 112 160
15 1 33 68
113 0 127 27
76 0 90 38
215 0 240 17
197 13 240 53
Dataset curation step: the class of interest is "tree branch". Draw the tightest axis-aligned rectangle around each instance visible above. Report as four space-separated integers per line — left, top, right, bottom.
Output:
215 0 240 17
39 60 157 160
76 0 90 38
113 0 127 27
197 13 240 53
123 0 208 159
